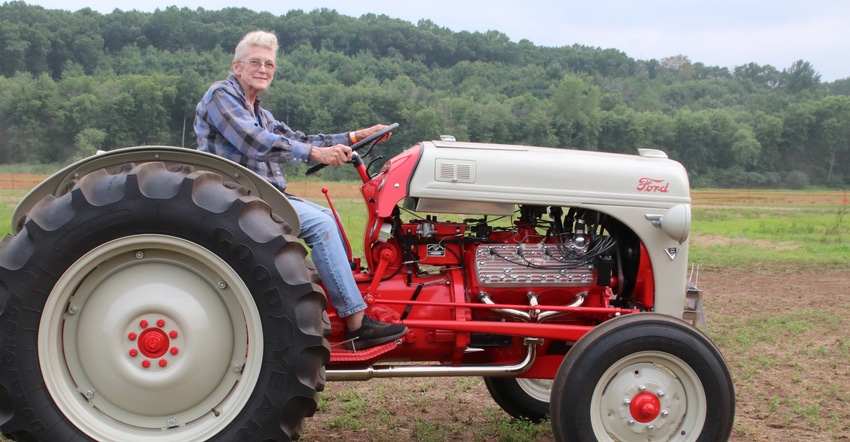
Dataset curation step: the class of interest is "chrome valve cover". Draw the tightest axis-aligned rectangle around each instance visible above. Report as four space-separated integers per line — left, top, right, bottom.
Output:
474 243 593 288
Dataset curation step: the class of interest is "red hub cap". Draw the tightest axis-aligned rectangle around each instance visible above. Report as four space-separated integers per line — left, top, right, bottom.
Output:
126 316 181 369
630 391 661 423
138 328 169 358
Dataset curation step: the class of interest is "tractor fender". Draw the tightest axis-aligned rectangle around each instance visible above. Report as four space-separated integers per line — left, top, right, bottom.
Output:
11 146 300 235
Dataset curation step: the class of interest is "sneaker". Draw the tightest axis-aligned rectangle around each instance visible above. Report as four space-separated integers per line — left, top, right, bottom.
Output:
344 314 408 350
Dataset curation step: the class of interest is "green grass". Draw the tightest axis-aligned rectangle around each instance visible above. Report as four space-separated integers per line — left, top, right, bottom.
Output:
690 206 849 270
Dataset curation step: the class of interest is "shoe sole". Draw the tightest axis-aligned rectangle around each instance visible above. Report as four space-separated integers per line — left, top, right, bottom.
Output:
347 327 408 351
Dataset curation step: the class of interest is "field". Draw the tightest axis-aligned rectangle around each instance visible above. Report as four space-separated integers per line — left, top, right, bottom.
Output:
0 181 848 441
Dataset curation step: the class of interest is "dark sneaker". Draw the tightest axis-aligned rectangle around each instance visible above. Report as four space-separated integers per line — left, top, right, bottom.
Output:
344 314 408 350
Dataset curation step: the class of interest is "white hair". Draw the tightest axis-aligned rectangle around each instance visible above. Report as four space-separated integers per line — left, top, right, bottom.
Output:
234 30 279 61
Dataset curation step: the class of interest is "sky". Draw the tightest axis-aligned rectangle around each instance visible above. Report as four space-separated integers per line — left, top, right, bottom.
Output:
26 0 850 82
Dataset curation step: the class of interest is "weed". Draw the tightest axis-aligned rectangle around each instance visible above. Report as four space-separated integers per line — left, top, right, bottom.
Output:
476 406 552 441
789 400 822 427
825 205 848 236
410 419 456 442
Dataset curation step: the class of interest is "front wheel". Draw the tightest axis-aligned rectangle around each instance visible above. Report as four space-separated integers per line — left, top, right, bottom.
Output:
484 377 551 422
550 313 734 442
0 162 330 441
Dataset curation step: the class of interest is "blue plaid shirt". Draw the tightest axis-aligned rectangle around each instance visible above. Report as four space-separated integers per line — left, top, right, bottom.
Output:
194 75 349 191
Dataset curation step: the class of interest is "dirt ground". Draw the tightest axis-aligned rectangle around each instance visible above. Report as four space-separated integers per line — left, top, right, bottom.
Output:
302 268 850 441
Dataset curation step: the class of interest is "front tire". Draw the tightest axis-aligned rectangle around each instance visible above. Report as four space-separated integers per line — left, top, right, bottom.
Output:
0 162 330 441
484 377 551 422
550 313 734 442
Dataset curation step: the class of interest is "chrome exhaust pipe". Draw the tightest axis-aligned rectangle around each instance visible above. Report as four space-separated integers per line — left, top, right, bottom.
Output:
478 291 587 323
326 338 540 382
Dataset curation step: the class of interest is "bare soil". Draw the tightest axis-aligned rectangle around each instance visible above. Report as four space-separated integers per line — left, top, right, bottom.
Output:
303 268 850 441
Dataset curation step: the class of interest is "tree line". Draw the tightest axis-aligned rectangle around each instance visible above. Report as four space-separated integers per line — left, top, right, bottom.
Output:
1 1 849 187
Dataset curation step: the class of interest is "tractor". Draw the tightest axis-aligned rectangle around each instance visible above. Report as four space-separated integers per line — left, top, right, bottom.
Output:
0 124 734 441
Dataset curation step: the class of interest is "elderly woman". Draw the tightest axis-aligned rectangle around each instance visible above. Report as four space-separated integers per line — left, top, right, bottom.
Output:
194 30 406 350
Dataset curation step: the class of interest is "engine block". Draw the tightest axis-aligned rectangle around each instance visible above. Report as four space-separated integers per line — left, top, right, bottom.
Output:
474 243 594 288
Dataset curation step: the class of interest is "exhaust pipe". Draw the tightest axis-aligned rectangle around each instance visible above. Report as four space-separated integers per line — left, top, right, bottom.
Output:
326 338 540 382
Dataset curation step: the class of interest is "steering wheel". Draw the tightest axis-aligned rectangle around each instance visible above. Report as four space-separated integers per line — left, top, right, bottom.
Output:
305 123 399 176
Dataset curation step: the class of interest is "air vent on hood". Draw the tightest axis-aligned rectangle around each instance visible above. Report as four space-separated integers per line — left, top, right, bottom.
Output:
435 159 476 183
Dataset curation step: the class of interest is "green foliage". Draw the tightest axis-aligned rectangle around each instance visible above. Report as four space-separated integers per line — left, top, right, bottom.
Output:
0 3 848 187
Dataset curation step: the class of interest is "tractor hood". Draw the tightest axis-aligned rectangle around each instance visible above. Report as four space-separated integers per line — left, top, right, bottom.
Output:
404 140 690 215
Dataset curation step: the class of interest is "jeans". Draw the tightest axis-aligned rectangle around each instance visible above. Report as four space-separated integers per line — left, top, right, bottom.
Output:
287 196 366 318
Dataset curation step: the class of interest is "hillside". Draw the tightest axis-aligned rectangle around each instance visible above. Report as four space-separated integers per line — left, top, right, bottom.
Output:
1 2 849 187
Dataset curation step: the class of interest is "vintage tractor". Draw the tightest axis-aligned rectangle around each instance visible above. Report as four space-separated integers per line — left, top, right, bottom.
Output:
0 124 734 441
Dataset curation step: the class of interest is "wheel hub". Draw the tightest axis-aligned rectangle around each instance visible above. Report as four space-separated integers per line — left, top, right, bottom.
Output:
629 391 661 423
128 316 181 368
599 362 687 438
38 235 263 441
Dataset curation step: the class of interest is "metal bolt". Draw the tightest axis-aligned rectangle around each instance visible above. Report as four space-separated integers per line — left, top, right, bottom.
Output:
623 398 631 405
657 390 665 398
661 410 669 417
218 280 227 289
135 251 144 259
167 418 177 427
647 424 655 431
638 385 646 392
84 389 95 399
627 419 635 426
67 305 78 315
232 363 243 373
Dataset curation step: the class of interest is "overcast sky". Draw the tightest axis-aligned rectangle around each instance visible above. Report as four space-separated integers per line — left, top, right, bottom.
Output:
27 0 850 81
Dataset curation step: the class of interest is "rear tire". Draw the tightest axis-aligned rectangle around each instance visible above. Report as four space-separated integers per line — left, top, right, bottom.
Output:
550 313 734 442
0 162 330 441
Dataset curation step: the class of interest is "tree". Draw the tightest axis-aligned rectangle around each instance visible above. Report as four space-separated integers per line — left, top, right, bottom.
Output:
660 55 696 81
548 75 601 149
782 60 821 93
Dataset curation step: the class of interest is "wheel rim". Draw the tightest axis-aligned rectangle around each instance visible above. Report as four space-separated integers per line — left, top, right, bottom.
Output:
591 350 706 441
516 378 553 403
38 235 263 442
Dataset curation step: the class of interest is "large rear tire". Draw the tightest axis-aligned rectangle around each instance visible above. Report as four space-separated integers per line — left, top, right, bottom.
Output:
0 162 330 441
550 313 734 442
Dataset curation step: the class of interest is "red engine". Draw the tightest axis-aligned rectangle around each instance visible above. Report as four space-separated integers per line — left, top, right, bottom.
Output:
327 200 654 377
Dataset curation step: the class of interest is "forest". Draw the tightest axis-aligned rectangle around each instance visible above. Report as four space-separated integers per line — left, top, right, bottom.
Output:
1 1 849 188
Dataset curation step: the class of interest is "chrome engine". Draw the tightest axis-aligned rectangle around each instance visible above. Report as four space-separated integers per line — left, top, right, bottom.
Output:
474 243 595 287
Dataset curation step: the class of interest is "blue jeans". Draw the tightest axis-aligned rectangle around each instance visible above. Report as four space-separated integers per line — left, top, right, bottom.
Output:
288 197 366 318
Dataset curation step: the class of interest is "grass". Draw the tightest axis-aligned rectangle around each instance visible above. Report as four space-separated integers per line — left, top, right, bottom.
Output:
689 205 848 271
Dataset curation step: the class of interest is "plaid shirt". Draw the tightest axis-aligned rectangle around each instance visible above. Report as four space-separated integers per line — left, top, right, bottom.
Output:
194 75 349 191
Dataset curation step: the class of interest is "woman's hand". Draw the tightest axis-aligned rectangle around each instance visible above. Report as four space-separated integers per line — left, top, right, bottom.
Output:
352 124 392 144
310 144 353 167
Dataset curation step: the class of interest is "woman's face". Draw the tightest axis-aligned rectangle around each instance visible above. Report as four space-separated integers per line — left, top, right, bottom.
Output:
232 45 276 97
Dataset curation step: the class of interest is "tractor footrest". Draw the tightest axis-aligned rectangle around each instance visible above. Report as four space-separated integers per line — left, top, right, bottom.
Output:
330 339 399 362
